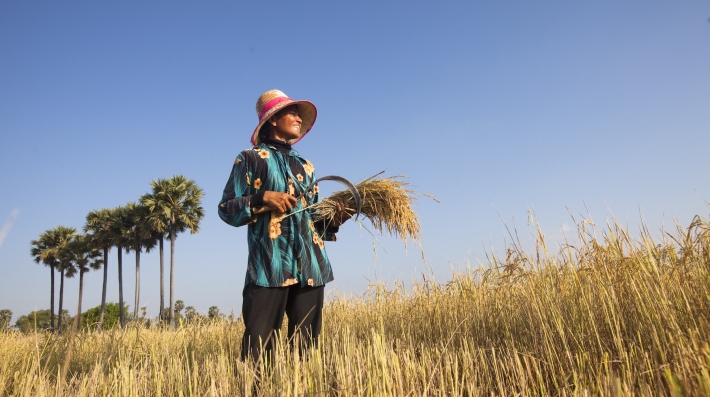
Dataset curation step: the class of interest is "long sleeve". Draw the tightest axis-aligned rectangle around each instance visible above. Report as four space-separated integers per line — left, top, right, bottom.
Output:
314 220 339 242
309 182 339 242
218 154 256 227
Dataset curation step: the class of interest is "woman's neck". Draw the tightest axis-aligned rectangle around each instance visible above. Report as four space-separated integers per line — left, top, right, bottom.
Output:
269 136 288 143
263 137 292 154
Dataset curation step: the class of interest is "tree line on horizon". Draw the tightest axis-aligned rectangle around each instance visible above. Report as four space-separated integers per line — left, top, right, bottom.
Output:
27 175 204 332
0 299 231 333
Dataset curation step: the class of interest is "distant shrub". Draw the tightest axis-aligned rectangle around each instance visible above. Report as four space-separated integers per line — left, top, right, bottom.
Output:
14 309 70 333
81 303 129 330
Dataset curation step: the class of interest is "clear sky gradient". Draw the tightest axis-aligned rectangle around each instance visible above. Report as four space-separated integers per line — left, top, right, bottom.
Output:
1 1 709 320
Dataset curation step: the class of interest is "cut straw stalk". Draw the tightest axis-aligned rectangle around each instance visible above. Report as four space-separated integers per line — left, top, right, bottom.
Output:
312 173 436 244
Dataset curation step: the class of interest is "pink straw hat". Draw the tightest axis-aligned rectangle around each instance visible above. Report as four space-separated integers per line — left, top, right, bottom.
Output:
251 89 317 146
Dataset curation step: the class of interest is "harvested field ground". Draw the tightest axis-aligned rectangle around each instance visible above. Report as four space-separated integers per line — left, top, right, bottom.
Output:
2 216 710 396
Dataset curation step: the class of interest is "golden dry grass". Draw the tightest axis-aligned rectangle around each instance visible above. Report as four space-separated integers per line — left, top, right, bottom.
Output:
2 214 710 396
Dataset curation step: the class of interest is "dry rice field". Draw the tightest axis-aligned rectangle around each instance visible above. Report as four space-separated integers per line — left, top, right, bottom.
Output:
2 215 710 396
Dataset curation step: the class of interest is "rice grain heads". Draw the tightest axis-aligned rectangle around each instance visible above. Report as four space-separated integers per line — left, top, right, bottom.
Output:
311 173 436 245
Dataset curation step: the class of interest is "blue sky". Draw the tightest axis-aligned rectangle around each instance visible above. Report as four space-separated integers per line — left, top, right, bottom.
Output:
1 1 709 320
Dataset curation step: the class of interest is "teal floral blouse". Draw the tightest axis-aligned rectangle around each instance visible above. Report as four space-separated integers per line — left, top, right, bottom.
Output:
218 143 336 288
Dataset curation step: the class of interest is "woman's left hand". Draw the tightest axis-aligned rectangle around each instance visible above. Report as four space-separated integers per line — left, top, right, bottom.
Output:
330 200 352 228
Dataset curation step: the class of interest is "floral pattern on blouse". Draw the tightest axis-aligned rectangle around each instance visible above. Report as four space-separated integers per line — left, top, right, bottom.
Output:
218 143 336 288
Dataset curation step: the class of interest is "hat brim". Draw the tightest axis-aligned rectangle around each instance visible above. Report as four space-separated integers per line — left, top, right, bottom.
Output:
251 100 317 146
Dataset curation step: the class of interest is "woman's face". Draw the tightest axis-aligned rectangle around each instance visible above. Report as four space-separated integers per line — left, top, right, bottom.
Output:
270 105 302 142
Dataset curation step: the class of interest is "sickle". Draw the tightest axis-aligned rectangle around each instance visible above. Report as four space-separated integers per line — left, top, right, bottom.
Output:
252 175 362 220
299 175 362 220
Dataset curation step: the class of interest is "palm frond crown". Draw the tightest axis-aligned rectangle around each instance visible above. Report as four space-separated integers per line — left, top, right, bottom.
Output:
143 175 205 234
84 209 116 251
30 226 77 267
61 234 103 275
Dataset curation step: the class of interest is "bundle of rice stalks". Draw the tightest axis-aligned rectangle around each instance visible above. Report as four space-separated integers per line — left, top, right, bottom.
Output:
312 173 436 244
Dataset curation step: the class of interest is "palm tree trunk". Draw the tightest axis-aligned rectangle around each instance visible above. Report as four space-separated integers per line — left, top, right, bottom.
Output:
58 268 65 332
98 247 108 330
169 228 175 330
134 249 141 320
159 236 164 323
62 269 83 386
50 264 56 331
118 249 124 328
77 271 84 330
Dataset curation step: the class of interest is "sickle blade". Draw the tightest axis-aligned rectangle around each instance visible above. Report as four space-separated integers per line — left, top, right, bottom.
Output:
305 175 362 220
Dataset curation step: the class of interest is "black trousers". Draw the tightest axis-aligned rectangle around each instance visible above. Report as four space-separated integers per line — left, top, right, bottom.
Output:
241 282 324 361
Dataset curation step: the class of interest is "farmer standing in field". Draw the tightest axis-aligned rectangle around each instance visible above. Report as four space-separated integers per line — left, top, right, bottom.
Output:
218 89 349 360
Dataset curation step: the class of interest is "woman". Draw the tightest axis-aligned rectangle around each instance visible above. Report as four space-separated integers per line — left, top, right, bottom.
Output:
218 89 348 360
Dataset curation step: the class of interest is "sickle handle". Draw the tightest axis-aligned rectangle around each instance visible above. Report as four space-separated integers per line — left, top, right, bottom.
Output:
253 175 362 219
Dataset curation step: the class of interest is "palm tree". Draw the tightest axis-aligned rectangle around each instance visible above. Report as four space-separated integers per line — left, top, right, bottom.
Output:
140 190 170 323
51 227 77 332
141 175 204 329
84 208 117 330
61 234 103 330
30 231 58 330
56 238 73 332
122 202 157 320
30 226 76 331
112 206 130 328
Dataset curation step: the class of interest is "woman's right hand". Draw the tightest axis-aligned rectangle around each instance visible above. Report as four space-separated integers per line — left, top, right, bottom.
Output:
263 191 297 213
